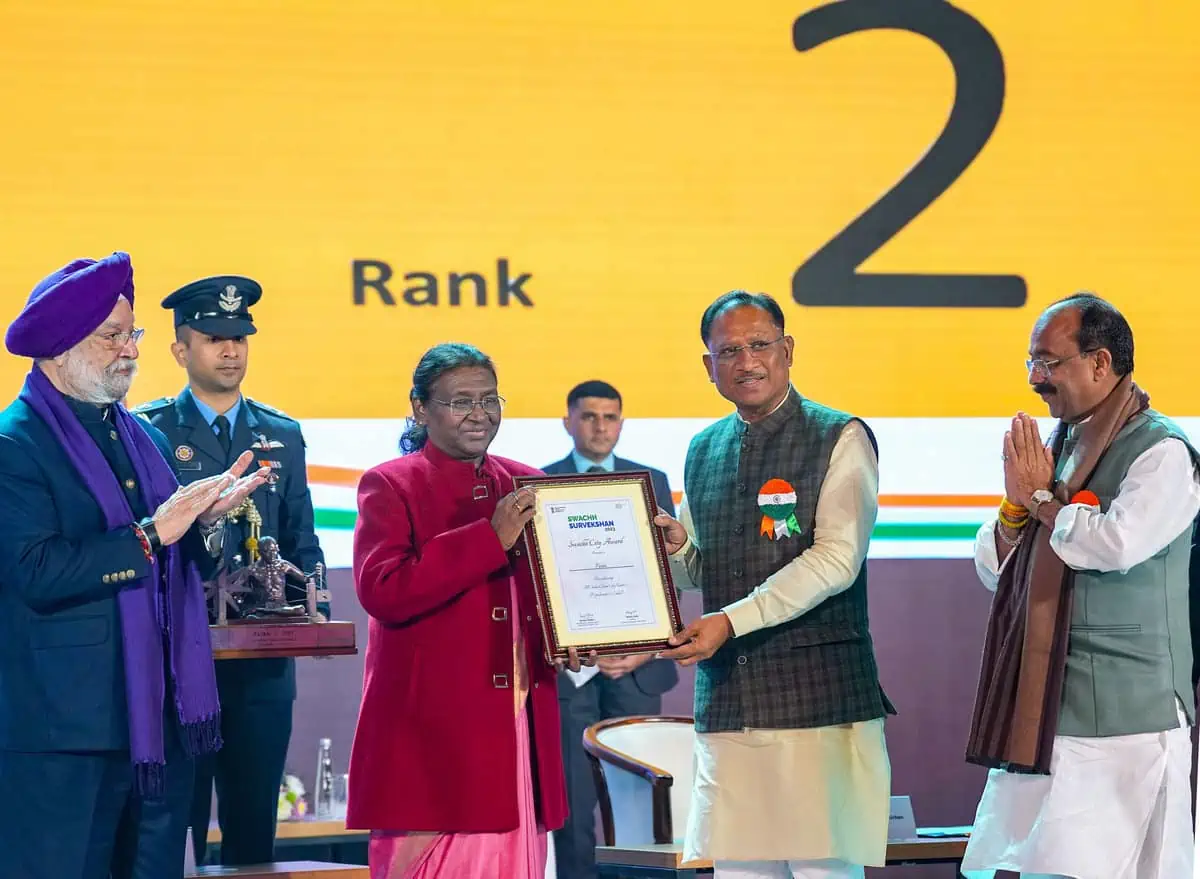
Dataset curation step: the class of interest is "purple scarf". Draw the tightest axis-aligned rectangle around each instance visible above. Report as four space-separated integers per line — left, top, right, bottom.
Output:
20 368 221 795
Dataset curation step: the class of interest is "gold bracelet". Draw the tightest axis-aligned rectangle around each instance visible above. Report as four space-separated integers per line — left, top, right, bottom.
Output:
998 510 1029 529
1000 498 1029 518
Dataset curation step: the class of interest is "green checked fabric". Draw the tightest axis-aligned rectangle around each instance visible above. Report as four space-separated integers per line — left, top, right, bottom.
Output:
682 389 895 732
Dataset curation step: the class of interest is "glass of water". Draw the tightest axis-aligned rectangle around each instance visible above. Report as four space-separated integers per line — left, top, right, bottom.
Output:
333 773 349 821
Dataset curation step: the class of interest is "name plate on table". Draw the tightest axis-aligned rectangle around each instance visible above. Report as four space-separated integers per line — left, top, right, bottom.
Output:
210 620 357 660
514 471 683 662
887 795 918 841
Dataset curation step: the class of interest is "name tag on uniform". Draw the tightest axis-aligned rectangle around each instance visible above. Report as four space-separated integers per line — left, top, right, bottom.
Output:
175 445 202 471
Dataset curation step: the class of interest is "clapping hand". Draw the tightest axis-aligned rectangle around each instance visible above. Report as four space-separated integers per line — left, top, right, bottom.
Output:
200 451 273 524
151 473 236 546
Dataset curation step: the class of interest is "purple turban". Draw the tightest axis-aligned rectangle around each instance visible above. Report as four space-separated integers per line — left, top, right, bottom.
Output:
5 252 135 358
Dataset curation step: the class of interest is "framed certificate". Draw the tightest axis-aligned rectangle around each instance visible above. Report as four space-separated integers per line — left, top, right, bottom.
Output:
514 470 684 662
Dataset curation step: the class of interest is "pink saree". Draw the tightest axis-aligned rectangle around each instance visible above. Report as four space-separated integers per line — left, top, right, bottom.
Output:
367 577 548 878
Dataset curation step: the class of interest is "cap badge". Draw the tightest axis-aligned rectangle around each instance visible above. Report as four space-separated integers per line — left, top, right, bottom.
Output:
219 285 242 313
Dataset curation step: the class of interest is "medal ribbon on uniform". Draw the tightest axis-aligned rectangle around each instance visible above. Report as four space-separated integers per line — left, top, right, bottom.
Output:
758 478 800 540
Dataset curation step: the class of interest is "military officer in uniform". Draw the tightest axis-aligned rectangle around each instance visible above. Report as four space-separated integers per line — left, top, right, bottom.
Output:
133 275 325 867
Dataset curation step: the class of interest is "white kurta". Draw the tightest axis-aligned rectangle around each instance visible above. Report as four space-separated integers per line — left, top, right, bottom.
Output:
669 420 891 867
962 437 1200 879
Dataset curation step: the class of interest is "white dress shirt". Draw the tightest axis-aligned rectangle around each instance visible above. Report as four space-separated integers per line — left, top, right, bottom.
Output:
963 436 1200 879
974 436 1200 585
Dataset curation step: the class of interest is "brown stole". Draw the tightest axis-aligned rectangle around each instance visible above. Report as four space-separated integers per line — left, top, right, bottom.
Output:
965 376 1150 773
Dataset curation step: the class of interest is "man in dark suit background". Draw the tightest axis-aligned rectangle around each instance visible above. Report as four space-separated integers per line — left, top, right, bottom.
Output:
135 276 325 867
0 252 269 878
543 380 680 879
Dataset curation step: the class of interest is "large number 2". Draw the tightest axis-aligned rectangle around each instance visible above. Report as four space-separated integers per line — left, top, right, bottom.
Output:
791 0 1026 308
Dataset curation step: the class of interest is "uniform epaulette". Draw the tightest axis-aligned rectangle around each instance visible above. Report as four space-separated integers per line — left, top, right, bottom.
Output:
129 396 174 414
246 397 298 423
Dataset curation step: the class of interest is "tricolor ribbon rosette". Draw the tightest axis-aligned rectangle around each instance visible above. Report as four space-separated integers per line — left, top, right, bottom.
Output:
758 478 800 540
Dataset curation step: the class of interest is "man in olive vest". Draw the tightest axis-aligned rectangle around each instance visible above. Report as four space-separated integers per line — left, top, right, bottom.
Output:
962 293 1199 879
656 290 894 879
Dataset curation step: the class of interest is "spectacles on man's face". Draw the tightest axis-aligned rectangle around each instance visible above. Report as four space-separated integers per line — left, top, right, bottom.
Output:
430 395 506 417
709 336 786 364
92 327 145 350
1025 349 1097 378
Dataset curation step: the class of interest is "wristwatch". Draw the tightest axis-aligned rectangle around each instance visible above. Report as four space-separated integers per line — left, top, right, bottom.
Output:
1029 488 1054 518
199 515 227 556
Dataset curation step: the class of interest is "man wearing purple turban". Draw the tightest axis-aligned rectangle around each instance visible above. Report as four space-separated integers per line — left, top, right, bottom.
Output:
0 252 272 879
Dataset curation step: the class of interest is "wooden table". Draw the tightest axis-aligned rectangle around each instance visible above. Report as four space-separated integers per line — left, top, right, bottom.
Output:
205 820 366 845
202 819 369 867
886 836 970 866
595 844 711 874
187 861 368 879
596 836 971 876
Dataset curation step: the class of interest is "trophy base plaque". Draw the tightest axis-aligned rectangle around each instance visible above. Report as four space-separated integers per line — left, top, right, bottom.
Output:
210 620 358 660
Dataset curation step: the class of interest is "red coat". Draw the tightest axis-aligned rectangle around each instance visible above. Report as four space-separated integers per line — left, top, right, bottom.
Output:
345 442 567 833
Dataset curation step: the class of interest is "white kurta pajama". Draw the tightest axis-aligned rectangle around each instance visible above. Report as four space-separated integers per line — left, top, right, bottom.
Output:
670 422 891 879
962 437 1200 879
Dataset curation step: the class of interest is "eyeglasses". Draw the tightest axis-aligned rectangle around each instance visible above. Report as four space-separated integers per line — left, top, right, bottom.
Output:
92 327 145 349
431 395 506 417
1026 349 1097 377
709 336 786 363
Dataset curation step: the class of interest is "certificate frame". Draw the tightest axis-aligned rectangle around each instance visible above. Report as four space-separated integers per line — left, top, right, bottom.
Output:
514 470 683 662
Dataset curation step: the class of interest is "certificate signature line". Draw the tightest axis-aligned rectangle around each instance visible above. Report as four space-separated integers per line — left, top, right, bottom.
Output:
568 565 637 572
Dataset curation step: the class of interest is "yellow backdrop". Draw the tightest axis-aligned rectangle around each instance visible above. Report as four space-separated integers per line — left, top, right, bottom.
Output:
1 1 1195 417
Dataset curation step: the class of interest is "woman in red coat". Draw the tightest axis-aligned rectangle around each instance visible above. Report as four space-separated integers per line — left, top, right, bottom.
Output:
347 342 583 879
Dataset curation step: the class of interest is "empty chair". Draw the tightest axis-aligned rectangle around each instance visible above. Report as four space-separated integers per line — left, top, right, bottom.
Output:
582 716 695 846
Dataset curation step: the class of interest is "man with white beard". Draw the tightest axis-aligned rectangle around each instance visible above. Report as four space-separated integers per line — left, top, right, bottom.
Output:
0 252 271 879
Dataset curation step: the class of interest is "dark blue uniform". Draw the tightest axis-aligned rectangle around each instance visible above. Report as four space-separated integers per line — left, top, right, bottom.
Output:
0 395 214 879
135 387 323 866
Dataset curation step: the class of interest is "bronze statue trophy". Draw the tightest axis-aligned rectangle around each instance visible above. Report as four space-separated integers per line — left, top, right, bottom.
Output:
207 497 355 660
214 537 329 624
